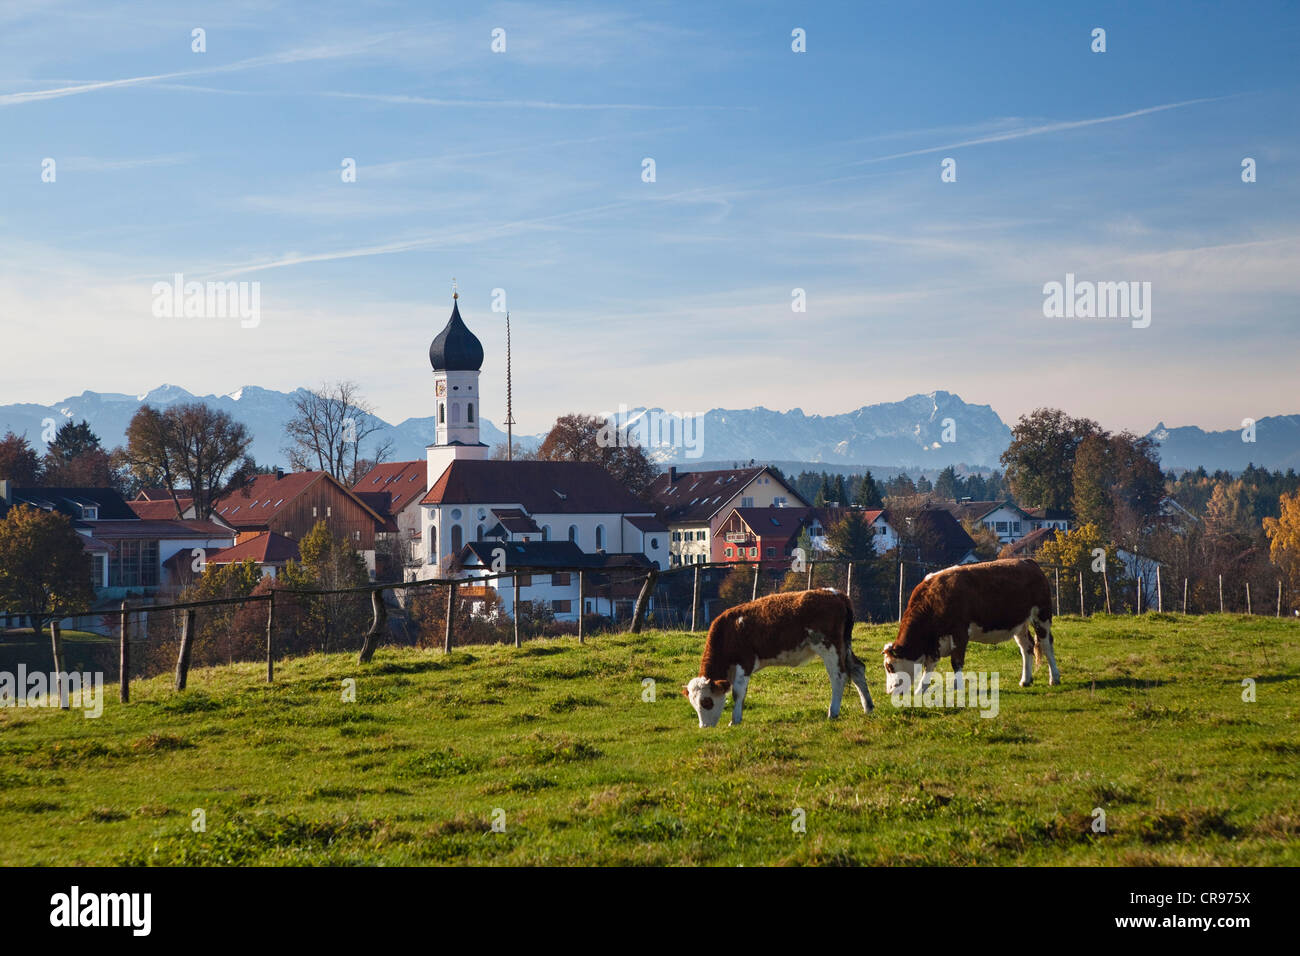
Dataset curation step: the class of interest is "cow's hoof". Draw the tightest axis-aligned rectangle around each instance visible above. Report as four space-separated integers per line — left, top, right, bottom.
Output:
1020 679 1032 688
1049 677 1060 686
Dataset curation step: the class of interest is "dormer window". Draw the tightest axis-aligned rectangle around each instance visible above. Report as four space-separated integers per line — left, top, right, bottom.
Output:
80 505 98 520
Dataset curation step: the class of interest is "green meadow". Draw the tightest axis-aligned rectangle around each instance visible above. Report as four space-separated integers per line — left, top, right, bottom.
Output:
1 614 1296 866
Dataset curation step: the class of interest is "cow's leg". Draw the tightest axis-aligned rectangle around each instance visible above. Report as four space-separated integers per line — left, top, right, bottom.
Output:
729 666 750 725
950 644 967 694
1013 630 1035 687
1033 616 1060 685
848 651 874 713
918 660 937 695
812 644 846 718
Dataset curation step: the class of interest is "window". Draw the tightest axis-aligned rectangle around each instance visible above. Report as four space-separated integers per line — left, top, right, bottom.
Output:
517 574 532 588
551 600 572 614
649 538 658 550
766 547 775 558
552 572 570 587
725 547 733 557
1012 521 1022 533
467 403 475 423
995 521 1008 533
90 554 104 588
595 525 605 550
108 540 159 588
476 524 485 541
741 497 754 508
568 525 578 544
439 403 445 424
428 527 437 562
451 524 463 552
749 547 757 558
672 531 679 542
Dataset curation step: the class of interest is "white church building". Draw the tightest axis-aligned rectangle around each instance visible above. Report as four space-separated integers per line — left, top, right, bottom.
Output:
404 295 668 620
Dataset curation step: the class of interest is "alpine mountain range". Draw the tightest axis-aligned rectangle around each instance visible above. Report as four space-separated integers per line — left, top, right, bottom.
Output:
1 385 1297 475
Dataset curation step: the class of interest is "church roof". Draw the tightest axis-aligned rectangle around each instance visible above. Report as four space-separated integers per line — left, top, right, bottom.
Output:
428 296 484 372
421 459 653 515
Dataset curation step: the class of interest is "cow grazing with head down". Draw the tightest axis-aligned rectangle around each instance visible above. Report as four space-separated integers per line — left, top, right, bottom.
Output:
683 588 872 727
882 558 1058 695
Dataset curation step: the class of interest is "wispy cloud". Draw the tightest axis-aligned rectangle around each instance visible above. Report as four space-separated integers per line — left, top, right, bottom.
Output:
0 37 394 106
849 97 1234 164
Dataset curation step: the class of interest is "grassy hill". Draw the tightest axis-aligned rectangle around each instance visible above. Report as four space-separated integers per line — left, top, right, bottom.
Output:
1 614 1297 865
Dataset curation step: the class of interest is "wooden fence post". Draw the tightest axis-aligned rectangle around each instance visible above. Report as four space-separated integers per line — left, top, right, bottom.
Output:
358 588 387 663
1246 582 1252 615
1156 566 1163 613
690 565 700 632
513 574 522 648
119 601 130 704
751 563 760 601
1219 574 1224 613
265 590 275 682
1183 577 1189 615
1054 568 1061 616
1079 574 1085 616
578 571 586 643
175 607 197 690
805 561 813 590
845 561 853 597
630 569 658 633
1278 580 1283 617
898 562 904 621
49 620 67 709
1137 577 1143 615
1102 568 1111 614
444 580 457 654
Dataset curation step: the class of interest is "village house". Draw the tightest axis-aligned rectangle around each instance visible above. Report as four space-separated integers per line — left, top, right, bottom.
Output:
454 540 656 622
210 469 386 578
0 482 236 606
351 459 427 579
646 465 806 568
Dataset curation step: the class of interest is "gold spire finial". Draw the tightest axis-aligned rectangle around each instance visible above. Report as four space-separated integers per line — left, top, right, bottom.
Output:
452 277 458 299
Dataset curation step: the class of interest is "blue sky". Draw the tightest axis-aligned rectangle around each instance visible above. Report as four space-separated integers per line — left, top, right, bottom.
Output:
2 0 1297 437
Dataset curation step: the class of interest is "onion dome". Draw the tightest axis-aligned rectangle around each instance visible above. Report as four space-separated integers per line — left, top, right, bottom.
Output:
428 295 484 371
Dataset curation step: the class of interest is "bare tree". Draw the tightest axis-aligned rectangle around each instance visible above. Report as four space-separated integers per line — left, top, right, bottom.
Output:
123 403 254 519
284 381 393 485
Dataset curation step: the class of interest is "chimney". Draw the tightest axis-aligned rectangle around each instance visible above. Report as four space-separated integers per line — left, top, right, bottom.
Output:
668 466 677 484
275 468 285 480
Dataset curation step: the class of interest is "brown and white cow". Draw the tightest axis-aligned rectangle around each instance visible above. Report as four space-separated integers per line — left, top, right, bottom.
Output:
683 588 872 727
882 558 1058 695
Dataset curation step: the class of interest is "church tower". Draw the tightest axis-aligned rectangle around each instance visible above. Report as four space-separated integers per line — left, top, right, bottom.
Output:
427 292 489 484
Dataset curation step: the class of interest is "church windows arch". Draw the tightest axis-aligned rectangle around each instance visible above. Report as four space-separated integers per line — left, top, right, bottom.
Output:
451 524 463 553
595 524 605 551
568 525 578 545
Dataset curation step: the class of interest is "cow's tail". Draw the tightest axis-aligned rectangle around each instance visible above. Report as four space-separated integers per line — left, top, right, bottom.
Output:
1031 607 1051 665
843 597 864 676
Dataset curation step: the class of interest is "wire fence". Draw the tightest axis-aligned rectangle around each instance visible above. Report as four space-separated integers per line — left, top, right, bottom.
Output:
1 555 1293 703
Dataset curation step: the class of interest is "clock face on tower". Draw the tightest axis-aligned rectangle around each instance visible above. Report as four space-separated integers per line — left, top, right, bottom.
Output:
436 380 446 397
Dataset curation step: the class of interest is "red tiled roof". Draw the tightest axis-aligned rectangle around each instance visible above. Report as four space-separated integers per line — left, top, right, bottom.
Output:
646 466 804 524
421 460 653 516
212 471 385 529
134 487 192 502
207 531 300 566
351 461 427 517
129 498 193 520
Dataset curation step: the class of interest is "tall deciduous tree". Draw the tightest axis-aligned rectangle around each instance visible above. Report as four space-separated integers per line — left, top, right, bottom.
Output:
123 403 254 519
284 381 393 486
0 432 41 485
0 505 93 638
1000 408 1101 511
537 413 660 498
1264 491 1300 610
